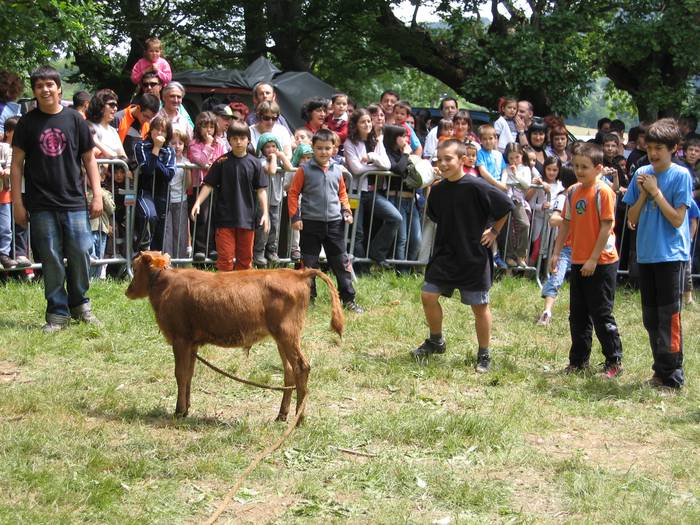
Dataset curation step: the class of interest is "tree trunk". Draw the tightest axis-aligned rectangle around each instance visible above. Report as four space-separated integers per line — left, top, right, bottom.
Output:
243 0 268 64
265 0 312 70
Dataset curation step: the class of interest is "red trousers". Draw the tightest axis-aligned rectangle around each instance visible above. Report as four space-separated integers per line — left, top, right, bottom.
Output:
215 227 255 271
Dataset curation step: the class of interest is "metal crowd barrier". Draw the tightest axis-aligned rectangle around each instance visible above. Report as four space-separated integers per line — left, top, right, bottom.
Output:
2 159 699 286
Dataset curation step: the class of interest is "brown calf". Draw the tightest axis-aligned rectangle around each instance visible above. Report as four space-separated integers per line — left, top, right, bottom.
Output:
125 251 343 422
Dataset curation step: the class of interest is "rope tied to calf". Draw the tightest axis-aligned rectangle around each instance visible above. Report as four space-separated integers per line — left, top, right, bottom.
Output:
195 353 296 391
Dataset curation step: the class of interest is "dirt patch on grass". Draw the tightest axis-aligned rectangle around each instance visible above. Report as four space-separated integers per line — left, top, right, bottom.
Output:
486 467 571 523
0 360 23 383
527 417 679 476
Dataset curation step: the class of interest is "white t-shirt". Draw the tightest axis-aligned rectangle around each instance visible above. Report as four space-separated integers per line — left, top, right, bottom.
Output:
250 124 292 156
89 121 124 157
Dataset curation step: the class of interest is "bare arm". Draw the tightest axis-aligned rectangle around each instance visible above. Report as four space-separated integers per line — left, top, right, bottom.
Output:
10 146 27 226
257 187 270 233
478 164 508 191
83 149 103 219
189 184 213 220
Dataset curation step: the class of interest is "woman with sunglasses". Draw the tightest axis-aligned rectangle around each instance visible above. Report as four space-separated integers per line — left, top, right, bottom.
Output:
86 89 127 161
249 100 292 159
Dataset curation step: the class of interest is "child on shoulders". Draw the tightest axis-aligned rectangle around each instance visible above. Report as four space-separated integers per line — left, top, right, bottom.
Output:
324 93 349 146
130 37 172 86
494 97 518 153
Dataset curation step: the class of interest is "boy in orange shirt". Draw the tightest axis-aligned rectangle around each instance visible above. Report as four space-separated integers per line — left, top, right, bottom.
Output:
550 143 623 377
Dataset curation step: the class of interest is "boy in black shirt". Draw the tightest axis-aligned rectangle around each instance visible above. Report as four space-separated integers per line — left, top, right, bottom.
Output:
412 139 513 371
190 122 269 271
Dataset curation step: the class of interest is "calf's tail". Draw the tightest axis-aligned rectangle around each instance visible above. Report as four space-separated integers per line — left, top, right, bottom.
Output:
305 269 344 337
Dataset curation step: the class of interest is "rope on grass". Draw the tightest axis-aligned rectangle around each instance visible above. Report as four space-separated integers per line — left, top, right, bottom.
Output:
200 396 307 525
196 353 295 391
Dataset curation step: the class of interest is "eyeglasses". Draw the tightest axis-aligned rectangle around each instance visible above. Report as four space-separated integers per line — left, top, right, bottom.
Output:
106 101 118 108
261 115 278 122
142 82 160 88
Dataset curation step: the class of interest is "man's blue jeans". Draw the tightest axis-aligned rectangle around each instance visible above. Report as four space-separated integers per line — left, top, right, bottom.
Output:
390 195 422 262
30 210 93 323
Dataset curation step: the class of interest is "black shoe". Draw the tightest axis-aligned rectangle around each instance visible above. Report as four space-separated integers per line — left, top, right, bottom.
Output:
0 254 17 269
208 251 218 262
343 300 364 314
411 338 446 358
266 252 281 265
475 348 491 373
193 252 206 262
563 362 590 374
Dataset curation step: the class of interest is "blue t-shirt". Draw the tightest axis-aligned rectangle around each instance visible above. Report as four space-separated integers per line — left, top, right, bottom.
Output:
476 148 506 181
623 162 693 263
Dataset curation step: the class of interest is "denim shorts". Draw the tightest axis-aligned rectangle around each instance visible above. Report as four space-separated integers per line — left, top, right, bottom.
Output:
422 281 489 305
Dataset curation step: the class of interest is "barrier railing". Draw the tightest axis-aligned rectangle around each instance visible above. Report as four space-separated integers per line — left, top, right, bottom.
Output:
2 159 698 288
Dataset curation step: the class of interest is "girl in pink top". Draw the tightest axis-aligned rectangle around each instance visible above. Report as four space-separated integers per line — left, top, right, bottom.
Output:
131 37 172 86
187 111 226 260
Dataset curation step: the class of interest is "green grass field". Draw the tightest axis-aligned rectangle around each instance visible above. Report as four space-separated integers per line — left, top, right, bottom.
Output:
0 272 698 524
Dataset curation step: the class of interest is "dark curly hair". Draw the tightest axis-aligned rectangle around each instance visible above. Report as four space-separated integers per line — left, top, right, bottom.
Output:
0 70 24 102
86 89 118 123
300 97 329 123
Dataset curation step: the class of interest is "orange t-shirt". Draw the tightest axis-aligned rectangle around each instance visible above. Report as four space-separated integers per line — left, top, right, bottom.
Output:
563 181 618 264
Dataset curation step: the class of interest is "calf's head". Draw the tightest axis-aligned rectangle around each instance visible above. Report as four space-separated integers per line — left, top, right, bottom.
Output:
125 251 171 299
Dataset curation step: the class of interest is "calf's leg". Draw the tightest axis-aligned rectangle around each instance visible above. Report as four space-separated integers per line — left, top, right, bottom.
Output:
275 347 295 422
172 341 194 417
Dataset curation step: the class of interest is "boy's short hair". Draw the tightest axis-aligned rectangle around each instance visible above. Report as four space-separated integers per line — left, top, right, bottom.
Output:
477 123 496 137
684 135 700 150
312 128 335 145
3 115 19 134
645 118 682 149
597 117 611 130
331 93 348 104
148 115 173 145
136 93 160 114
72 90 91 108
30 65 61 90
574 142 604 166
602 132 620 145
394 100 412 113
438 138 466 157
301 97 329 122
627 126 640 142
226 121 251 141
610 119 625 133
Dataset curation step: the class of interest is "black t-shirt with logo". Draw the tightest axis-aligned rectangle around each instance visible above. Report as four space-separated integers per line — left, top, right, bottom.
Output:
203 152 268 229
13 107 94 212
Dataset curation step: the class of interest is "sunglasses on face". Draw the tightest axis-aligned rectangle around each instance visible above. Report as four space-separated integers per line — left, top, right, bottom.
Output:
261 115 278 122
106 101 118 108
142 82 160 88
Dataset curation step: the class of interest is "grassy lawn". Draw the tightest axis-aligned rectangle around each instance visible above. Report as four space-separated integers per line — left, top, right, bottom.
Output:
0 271 698 524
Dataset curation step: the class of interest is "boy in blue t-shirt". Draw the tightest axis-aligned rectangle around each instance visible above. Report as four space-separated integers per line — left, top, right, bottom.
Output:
623 118 693 388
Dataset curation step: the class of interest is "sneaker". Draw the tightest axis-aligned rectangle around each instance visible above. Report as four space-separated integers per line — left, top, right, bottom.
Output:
411 338 446 358
193 252 206 262
15 255 32 268
343 300 364 314
0 254 18 269
536 311 552 326
505 257 518 267
209 251 218 262
266 252 280 265
493 254 508 269
186 245 193 257
42 320 69 334
290 249 301 262
564 362 590 374
601 362 623 379
254 256 268 267
475 348 491 373
517 258 528 268
71 307 102 327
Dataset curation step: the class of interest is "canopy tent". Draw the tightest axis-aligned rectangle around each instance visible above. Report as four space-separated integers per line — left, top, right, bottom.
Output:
173 57 336 130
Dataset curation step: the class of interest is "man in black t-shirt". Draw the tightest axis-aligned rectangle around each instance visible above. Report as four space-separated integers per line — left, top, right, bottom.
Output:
411 140 513 372
10 66 103 332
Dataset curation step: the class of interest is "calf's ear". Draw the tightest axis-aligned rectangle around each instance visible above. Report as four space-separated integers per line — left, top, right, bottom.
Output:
150 252 171 269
